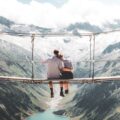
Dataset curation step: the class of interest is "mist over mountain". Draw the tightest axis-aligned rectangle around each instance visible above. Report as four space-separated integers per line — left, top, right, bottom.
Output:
67 22 102 33
1 16 120 36
0 16 51 34
0 16 14 27
103 19 120 30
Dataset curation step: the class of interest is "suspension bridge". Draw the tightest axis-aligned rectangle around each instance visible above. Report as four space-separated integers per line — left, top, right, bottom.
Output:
0 29 120 84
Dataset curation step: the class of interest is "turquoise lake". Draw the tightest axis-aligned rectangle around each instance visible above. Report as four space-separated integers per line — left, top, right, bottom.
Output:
27 110 69 120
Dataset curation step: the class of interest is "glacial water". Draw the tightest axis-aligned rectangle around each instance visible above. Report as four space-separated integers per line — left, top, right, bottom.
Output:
27 110 69 120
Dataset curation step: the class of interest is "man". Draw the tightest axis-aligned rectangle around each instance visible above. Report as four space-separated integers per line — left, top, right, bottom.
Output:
43 50 64 98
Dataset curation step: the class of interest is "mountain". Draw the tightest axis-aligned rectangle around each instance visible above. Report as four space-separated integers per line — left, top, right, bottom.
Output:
67 22 102 33
54 38 120 120
55 41 120 119
0 16 51 34
0 82 49 120
0 38 50 120
61 82 120 120
0 38 46 78
0 16 14 27
103 42 120 54
1 16 120 120
103 19 120 30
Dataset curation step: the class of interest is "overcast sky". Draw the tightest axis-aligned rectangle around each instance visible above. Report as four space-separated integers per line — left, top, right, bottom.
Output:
0 0 120 28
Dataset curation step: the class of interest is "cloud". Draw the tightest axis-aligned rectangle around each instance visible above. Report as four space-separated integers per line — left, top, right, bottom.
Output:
35 0 68 7
0 0 120 28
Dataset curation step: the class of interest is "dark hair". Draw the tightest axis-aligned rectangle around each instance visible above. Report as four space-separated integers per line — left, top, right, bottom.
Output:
53 50 59 56
58 54 63 59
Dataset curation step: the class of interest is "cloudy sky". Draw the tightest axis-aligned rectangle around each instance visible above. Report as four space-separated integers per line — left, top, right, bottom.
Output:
0 0 120 28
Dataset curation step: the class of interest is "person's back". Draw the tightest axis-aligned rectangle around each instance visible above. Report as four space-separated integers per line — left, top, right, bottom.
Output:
46 56 63 79
61 59 73 79
63 59 73 70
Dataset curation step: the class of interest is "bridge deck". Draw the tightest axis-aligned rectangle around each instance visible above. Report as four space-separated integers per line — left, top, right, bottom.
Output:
0 76 120 84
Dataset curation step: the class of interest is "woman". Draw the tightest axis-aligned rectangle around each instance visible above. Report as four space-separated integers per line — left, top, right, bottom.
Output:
59 54 73 94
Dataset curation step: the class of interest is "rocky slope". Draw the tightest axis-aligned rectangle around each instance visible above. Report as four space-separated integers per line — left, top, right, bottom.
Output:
0 82 49 120
59 82 120 120
54 42 120 120
0 38 49 120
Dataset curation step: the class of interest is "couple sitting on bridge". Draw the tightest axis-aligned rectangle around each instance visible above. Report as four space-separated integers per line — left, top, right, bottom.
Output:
43 50 73 98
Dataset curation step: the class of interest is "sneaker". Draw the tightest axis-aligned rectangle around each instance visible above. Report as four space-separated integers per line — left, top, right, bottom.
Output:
51 92 54 98
60 92 65 97
65 90 69 94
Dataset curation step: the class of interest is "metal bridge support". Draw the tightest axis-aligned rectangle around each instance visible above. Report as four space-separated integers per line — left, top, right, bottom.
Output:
89 35 92 78
30 33 96 81
92 35 96 80
31 34 35 80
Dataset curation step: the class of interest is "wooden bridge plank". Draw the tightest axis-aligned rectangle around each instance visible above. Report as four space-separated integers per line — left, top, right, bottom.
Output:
0 76 120 84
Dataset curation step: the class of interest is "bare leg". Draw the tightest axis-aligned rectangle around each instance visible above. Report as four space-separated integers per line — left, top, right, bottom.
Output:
60 81 63 88
49 81 54 98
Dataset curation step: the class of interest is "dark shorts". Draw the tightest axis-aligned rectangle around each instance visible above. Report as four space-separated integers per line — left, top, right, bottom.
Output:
60 71 73 79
